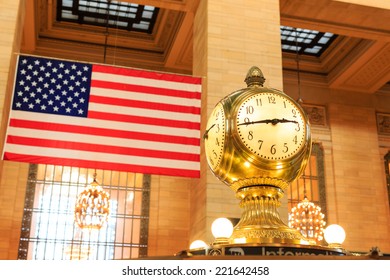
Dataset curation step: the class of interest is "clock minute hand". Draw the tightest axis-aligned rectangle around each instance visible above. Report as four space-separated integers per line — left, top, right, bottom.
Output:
238 118 298 126
203 123 216 140
277 118 298 124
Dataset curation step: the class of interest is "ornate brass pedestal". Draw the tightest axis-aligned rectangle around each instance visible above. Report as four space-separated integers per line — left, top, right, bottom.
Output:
230 185 303 244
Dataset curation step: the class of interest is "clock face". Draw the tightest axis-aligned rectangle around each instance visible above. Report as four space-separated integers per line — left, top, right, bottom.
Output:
236 92 307 161
204 102 225 170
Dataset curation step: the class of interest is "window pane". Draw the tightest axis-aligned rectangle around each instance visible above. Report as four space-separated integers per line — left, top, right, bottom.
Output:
18 164 150 260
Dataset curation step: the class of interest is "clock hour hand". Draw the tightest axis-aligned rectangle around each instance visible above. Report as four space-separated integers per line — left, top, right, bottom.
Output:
203 123 216 140
238 118 298 126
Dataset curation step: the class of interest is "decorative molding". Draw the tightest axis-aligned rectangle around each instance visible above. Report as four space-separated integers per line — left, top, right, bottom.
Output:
302 104 327 127
377 112 390 135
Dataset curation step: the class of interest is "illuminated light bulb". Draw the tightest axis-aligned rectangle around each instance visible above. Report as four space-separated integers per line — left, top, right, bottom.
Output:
189 240 208 250
211 218 233 245
324 224 346 248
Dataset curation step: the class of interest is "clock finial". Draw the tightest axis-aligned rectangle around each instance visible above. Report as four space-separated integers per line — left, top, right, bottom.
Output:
244 66 265 87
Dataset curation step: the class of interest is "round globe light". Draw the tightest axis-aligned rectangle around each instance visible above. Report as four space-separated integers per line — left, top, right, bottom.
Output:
189 240 208 250
211 217 233 239
324 224 346 248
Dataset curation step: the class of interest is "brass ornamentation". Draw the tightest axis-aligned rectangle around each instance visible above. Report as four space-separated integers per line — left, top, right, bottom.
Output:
204 66 312 245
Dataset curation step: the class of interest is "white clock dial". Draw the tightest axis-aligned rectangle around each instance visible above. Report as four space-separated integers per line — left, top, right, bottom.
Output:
236 92 307 161
204 103 225 170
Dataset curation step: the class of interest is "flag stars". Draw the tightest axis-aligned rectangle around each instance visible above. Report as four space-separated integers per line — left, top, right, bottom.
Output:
14 56 91 118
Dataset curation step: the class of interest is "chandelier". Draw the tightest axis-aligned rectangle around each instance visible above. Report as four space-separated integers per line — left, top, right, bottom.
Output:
289 196 326 244
74 173 111 230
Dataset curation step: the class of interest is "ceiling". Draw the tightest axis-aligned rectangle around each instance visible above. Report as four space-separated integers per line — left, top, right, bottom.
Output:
21 0 390 94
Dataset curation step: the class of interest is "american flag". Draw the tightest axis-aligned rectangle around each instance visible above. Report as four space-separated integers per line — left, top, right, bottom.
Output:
3 55 202 178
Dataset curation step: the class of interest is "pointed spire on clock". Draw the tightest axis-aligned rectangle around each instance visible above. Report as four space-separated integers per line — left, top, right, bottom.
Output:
244 66 265 87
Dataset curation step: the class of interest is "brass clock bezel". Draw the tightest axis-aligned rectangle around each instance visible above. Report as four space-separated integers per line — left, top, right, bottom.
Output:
231 87 310 166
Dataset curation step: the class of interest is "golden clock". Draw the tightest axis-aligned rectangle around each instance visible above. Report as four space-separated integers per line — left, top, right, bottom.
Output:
236 91 307 161
203 66 312 244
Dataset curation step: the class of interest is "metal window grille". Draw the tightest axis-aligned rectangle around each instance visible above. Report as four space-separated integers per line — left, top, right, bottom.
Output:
18 164 150 260
288 143 327 217
57 0 159 33
281 26 337 57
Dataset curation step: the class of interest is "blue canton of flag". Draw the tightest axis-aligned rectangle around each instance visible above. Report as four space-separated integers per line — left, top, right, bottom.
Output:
12 55 92 118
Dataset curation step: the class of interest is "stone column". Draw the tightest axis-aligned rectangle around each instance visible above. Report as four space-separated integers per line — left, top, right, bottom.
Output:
192 0 285 243
0 0 29 259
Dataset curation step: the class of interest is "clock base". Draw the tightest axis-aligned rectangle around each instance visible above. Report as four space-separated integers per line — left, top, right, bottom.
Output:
230 185 304 245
